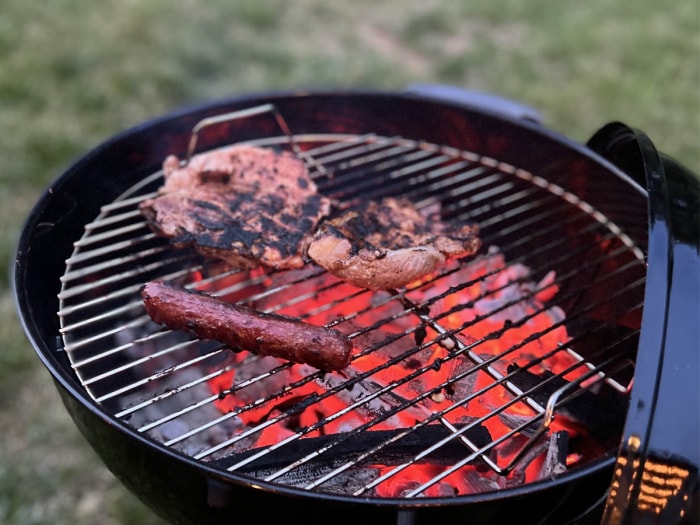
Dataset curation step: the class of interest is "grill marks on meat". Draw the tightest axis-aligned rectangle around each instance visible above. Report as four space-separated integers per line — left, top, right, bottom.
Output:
307 197 481 290
139 143 481 289
142 281 353 371
139 145 331 270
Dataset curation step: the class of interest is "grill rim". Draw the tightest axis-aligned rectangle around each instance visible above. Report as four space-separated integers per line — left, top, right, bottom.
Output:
12 88 660 521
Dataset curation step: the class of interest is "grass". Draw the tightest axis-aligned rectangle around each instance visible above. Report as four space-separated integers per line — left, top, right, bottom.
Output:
1 1 698 523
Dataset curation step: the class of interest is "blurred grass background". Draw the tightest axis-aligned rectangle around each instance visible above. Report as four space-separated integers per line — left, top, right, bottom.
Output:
1 1 698 523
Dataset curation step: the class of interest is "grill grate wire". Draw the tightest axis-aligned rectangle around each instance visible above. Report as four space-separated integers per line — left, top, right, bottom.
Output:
58 132 644 498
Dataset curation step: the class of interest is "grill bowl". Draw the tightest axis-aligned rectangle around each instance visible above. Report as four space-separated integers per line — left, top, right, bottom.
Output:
13 88 656 524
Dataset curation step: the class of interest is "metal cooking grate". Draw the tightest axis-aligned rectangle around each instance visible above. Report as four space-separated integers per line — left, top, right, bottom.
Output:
58 124 645 498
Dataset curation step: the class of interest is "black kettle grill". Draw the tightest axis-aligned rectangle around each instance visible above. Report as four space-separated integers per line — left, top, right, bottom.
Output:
12 86 699 524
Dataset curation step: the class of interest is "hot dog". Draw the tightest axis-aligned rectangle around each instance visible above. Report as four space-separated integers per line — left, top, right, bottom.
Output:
141 281 353 371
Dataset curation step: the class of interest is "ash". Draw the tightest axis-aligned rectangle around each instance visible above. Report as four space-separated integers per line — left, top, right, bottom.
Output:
116 322 254 459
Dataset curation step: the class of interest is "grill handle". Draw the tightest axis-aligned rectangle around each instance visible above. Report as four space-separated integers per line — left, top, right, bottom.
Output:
404 83 542 123
588 122 699 525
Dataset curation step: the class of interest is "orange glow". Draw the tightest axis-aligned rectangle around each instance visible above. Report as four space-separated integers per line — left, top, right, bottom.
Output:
202 249 597 497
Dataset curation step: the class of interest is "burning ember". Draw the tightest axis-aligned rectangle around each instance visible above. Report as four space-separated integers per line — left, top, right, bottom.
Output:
118 244 625 498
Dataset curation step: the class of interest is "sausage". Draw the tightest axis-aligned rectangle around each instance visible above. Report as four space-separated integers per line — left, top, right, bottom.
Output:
141 281 353 371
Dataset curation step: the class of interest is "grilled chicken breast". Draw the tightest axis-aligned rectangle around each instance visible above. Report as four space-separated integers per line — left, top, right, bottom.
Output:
307 197 480 290
140 144 331 270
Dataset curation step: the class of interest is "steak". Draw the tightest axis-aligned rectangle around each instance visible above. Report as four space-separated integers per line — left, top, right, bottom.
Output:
140 144 331 270
307 197 481 290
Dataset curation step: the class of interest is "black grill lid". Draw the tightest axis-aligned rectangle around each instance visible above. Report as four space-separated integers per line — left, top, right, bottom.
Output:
590 122 700 524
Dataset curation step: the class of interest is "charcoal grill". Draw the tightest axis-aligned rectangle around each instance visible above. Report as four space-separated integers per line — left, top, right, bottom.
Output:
13 87 699 524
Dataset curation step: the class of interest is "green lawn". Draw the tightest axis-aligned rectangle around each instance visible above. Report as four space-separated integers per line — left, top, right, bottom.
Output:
1 1 698 523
